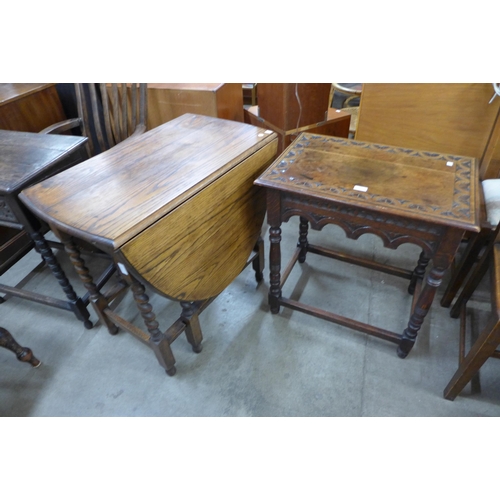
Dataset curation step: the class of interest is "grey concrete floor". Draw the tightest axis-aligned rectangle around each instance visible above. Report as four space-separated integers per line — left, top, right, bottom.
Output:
1 219 500 417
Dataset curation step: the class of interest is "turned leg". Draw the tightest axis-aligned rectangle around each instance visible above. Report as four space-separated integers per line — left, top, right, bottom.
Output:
130 275 176 376
181 301 204 353
297 216 309 263
398 267 444 358
269 225 282 314
62 235 116 333
252 236 265 283
30 230 92 328
408 250 431 295
0 327 41 367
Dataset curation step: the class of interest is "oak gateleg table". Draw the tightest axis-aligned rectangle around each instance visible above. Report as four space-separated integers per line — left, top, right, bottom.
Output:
20 114 278 375
254 133 480 358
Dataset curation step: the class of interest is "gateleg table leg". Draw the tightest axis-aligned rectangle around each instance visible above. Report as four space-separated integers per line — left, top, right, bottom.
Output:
61 234 117 334
181 301 203 353
130 275 176 376
31 229 92 328
252 236 265 283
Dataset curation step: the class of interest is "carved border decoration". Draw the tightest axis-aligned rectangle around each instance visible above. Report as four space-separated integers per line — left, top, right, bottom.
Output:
264 134 476 225
281 196 440 254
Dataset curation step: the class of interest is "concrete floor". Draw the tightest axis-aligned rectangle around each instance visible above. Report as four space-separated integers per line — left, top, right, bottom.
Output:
1 219 500 416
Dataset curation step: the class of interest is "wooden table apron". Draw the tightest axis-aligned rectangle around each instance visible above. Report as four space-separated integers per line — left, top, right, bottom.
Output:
255 133 480 358
20 114 278 375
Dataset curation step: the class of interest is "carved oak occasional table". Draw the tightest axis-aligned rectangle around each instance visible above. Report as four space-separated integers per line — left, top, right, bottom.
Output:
254 133 480 358
20 114 278 375
0 129 92 327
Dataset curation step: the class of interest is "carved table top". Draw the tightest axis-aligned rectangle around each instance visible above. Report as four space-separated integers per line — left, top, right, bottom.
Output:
255 133 480 233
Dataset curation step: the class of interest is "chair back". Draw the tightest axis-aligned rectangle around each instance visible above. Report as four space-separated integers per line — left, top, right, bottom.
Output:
356 83 500 179
75 83 148 157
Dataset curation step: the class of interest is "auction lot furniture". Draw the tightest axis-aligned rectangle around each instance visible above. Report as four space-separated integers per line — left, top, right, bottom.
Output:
21 114 278 375
145 83 244 129
255 133 479 358
0 130 92 326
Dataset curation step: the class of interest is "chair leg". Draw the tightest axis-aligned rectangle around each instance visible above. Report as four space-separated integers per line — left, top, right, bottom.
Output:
441 231 487 307
0 327 41 367
444 314 500 400
449 243 493 318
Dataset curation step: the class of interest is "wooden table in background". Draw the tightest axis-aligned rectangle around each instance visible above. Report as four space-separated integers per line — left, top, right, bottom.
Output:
0 129 91 326
146 83 244 129
0 83 68 279
21 114 278 375
255 133 480 358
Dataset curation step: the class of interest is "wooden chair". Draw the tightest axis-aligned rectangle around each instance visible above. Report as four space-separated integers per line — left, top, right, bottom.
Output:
41 83 148 157
440 99 500 308
330 83 362 137
0 326 41 367
443 223 500 400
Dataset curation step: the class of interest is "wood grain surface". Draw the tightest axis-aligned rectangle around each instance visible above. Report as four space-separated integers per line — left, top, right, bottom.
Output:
121 142 276 300
255 133 479 232
0 130 87 194
20 114 277 251
145 83 244 128
356 83 500 179
0 83 66 133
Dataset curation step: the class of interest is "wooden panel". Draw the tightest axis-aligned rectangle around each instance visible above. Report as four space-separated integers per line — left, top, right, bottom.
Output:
257 83 332 130
146 83 244 129
356 83 500 178
0 83 66 132
121 141 277 300
244 105 350 153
